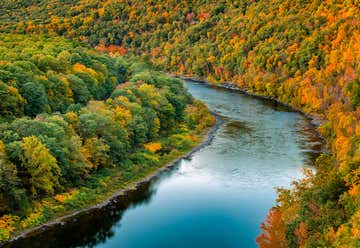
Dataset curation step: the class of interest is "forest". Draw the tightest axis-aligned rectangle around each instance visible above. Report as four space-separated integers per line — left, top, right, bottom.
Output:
0 34 214 241
0 0 359 247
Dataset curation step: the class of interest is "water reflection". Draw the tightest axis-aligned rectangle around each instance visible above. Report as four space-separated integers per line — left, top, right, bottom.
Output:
5 167 180 248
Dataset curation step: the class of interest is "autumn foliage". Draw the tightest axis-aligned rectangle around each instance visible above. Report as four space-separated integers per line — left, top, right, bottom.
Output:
256 209 287 248
0 0 359 246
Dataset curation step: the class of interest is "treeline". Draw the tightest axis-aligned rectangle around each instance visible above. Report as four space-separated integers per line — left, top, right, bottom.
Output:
0 34 214 240
0 0 359 246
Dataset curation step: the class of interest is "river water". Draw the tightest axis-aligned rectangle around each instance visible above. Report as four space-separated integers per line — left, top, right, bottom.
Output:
7 80 322 248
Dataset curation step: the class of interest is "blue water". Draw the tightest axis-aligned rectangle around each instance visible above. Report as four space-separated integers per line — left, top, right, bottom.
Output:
7 80 321 248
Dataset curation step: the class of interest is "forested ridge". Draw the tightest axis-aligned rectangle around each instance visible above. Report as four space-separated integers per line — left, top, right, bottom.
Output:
0 0 359 247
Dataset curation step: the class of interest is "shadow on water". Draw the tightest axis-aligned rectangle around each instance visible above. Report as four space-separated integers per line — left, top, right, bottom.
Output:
222 120 253 139
4 163 182 248
224 120 253 133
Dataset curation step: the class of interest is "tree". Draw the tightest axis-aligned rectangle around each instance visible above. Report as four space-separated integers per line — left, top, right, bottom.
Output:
346 79 360 108
256 208 287 248
0 81 24 119
0 141 22 213
20 136 61 197
66 74 90 104
21 82 47 117
78 112 129 161
36 55 61 72
81 137 110 171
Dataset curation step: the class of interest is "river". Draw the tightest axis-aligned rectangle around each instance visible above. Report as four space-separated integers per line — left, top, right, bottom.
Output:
6 80 322 248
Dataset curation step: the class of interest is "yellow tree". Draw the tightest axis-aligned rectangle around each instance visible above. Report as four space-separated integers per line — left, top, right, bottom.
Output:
21 136 61 197
81 137 110 171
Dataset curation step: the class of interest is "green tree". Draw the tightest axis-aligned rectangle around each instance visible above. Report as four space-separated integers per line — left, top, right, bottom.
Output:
21 82 47 117
0 141 23 213
66 74 90 104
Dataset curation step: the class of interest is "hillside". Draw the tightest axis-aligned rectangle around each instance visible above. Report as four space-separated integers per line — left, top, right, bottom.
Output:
0 0 359 246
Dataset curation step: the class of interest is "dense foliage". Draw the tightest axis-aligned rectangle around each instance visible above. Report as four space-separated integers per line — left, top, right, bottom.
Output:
0 0 359 246
0 34 214 241
0 34 127 121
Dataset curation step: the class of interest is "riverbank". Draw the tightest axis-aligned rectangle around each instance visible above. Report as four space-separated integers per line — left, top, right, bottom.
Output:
174 75 327 152
3 77 328 248
2 113 222 247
